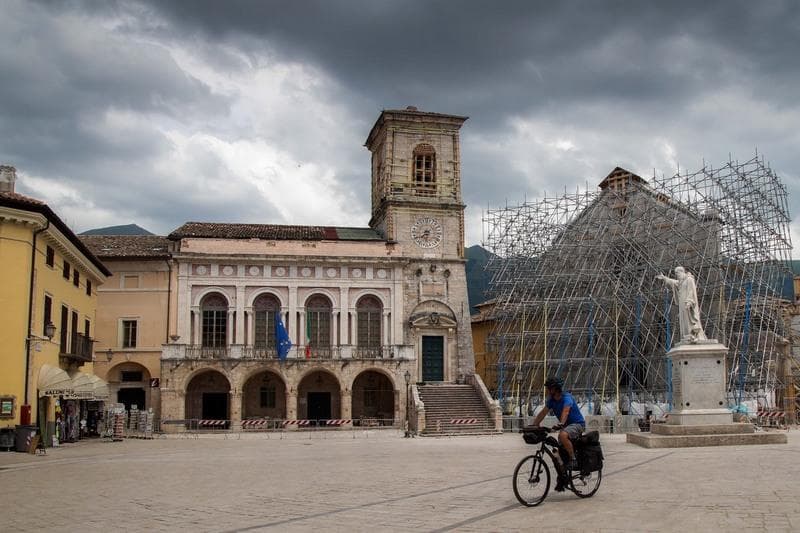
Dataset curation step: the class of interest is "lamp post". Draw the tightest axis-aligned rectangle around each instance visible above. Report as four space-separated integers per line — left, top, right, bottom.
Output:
105 349 113 362
404 370 412 438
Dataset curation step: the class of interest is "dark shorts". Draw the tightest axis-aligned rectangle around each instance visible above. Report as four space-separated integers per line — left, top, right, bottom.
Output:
562 423 584 440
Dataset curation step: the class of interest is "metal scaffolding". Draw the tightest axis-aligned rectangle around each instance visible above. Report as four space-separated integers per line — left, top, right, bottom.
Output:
483 155 793 416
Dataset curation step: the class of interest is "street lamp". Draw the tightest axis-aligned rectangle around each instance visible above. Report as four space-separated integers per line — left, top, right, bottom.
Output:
105 349 113 362
44 321 56 340
404 370 412 438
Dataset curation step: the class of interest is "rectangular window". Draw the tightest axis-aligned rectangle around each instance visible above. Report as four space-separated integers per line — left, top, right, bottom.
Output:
308 311 331 347
73 269 80 287
43 295 52 337
86 280 92 296
59 306 68 353
71 311 78 352
121 320 138 349
45 246 55 267
121 371 143 382
202 310 227 348
122 275 140 289
254 311 276 348
84 319 90 338
357 310 381 348
259 386 276 408
63 261 71 280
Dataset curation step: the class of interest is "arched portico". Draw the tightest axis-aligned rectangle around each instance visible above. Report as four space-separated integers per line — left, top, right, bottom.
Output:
297 369 341 421
351 370 396 425
185 369 231 421
241 370 287 419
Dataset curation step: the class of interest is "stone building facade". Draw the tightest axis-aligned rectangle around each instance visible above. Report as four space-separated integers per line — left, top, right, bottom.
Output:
156 108 478 427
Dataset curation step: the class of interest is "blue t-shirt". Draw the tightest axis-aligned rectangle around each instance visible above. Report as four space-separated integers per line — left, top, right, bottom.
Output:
546 392 585 426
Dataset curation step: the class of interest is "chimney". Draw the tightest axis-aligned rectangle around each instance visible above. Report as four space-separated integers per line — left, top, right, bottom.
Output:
0 165 16 193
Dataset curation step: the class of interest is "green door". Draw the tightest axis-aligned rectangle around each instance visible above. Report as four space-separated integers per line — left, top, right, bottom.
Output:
422 336 444 381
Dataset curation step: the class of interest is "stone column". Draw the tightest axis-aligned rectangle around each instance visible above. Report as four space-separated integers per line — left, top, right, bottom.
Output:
339 287 349 344
382 310 390 346
288 286 297 344
235 287 245 344
299 309 306 348
333 311 340 345
229 390 242 426
191 307 200 345
227 310 235 345
287 389 298 421
349 309 356 346
341 389 352 420
246 308 254 346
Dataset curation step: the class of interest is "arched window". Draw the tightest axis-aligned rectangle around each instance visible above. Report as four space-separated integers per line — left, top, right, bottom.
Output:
201 293 228 348
253 294 280 349
413 144 436 197
356 296 382 356
306 295 332 351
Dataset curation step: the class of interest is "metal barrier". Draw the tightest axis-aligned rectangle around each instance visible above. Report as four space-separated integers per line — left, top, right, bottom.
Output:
756 410 785 427
140 418 403 439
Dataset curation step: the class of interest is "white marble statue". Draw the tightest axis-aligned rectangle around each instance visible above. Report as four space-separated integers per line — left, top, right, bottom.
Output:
656 266 707 343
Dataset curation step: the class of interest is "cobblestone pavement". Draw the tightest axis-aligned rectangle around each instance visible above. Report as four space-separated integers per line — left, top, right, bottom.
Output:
1 429 798 532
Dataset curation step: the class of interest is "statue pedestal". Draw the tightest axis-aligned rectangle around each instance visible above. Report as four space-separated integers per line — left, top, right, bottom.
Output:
627 340 787 448
667 341 732 425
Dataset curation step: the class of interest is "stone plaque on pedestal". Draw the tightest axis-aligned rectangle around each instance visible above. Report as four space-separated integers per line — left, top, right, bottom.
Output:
667 340 732 426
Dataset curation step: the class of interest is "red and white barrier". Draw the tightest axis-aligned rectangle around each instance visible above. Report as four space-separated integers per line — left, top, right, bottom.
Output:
282 420 312 427
198 419 228 427
325 419 351 426
450 418 479 425
241 419 269 429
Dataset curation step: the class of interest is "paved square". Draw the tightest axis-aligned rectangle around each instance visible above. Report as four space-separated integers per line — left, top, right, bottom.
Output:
2 429 798 532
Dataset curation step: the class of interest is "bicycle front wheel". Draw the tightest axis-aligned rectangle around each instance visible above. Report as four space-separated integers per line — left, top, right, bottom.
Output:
571 468 602 498
512 455 550 507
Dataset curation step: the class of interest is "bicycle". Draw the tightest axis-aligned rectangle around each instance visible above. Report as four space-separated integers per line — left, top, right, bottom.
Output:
512 426 603 507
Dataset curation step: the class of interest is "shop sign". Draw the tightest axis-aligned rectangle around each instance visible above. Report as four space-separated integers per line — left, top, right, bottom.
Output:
43 388 74 397
0 398 13 417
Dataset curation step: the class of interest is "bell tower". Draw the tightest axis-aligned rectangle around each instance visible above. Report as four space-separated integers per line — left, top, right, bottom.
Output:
365 107 468 260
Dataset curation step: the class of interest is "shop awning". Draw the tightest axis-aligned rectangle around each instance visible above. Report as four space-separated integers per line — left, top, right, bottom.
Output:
38 364 74 397
66 371 95 400
87 374 110 401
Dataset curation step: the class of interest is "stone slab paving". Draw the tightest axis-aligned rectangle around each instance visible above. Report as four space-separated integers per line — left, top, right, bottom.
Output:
1 429 798 532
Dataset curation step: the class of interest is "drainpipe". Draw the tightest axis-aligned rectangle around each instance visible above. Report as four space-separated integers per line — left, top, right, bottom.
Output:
165 259 172 343
24 220 50 409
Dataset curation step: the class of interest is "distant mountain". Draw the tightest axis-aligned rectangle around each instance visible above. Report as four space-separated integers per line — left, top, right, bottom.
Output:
465 244 495 314
80 224 154 236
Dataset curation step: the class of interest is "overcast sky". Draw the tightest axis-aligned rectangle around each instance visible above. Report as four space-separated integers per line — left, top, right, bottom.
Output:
2 0 799 254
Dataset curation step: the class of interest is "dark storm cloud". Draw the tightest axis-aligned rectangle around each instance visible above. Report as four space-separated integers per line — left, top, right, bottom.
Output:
3 1 800 250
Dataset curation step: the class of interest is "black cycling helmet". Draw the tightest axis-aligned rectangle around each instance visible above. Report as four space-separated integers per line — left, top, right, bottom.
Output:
544 376 563 391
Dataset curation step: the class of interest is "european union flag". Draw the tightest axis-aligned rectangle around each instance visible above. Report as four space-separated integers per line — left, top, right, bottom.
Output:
275 313 292 361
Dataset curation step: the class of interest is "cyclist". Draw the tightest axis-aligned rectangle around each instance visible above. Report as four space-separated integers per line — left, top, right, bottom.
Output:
531 376 585 472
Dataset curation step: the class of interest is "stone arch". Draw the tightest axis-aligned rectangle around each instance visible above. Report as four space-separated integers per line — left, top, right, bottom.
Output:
349 289 389 310
351 370 396 425
241 370 287 420
193 287 233 308
185 369 231 421
296 368 341 422
247 288 285 308
106 362 152 412
301 288 338 308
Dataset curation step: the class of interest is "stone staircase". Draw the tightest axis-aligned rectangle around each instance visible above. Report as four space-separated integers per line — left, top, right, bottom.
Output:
417 384 499 436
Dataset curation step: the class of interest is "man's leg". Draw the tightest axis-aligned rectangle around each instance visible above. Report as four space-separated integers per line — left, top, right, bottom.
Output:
559 431 575 461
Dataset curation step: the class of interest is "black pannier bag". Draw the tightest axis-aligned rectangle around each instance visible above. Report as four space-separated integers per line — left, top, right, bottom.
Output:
577 443 604 473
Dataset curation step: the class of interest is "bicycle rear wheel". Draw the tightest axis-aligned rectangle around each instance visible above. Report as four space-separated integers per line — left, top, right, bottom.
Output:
571 468 602 498
512 455 550 507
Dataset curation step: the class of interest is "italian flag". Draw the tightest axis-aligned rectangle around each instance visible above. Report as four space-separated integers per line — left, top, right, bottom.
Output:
305 313 312 359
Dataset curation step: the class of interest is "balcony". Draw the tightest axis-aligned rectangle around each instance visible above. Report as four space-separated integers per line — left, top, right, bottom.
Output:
162 344 415 361
60 333 94 365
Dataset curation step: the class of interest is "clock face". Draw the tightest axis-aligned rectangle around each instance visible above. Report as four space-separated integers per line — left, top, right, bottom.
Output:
411 217 443 248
